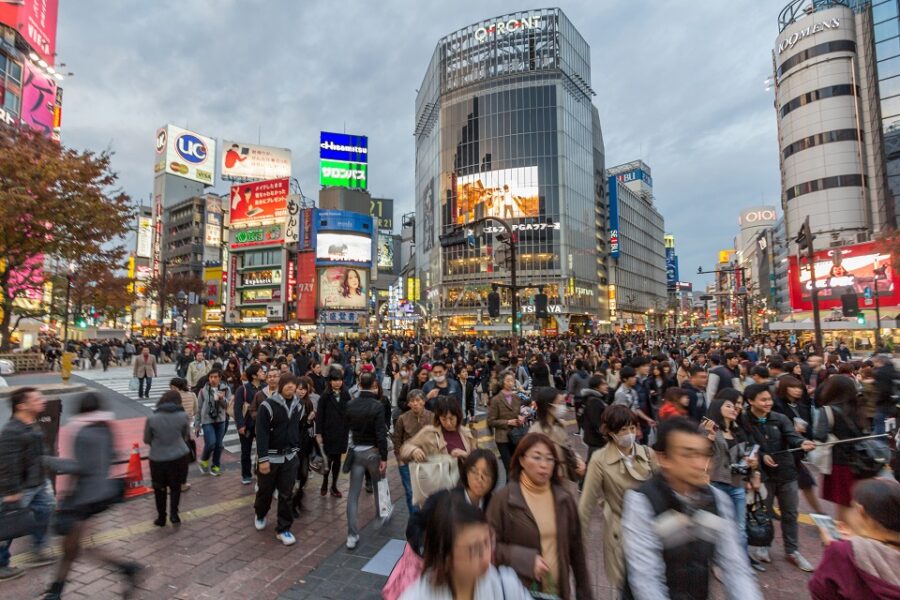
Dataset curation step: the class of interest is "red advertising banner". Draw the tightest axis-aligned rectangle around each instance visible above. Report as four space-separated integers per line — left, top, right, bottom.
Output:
788 241 895 311
0 0 59 66
229 177 289 227
296 252 316 322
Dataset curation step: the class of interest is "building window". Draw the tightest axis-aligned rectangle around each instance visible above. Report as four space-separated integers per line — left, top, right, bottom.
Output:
780 84 858 119
785 174 866 200
782 128 861 160
874 1 900 25
776 40 856 78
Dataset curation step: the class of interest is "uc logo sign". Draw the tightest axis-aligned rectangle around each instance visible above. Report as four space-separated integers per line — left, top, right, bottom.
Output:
175 134 208 164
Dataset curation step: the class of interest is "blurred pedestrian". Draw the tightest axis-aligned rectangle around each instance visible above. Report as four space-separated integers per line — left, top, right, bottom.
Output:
145 391 191 526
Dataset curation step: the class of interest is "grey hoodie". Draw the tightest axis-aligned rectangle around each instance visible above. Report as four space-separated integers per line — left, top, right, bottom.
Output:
144 404 191 462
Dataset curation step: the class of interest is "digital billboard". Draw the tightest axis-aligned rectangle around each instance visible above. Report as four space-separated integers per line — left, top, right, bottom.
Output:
319 131 368 163
221 140 292 182
377 230 394 271
154 124 216 186
318 266 368 310
320 159 367 189
317 210 374 235
0 0 59 66
229 177 289 227
665 248 679 288
452 166 539 224
316 232 372 264
21 60 57 137
607 176 620 258
788 241 896 311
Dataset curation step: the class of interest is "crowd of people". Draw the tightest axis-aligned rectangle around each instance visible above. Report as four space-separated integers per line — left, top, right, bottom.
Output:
2 331 900 599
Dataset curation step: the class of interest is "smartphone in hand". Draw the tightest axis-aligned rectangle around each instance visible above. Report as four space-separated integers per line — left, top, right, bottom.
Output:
810 513 842 541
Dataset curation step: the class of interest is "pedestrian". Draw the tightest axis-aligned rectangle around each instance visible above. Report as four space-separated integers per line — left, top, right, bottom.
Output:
528 386 585 484
487 432 594 600
657 386 690 421
98 343 111 372
132 345 157 399
872 354 897 434
681 364 709 423
316 364 351 497
398 492 530 600
392 389 433 514
42 393 142 600
488 370 525 476
739 383 817 571
578 405 657 589
290 379 317 517
0 387 56 581
580 374 610 461
621 417 762 600
254 374 303 546
175 347 192 379
344 370 389 550
422 361 462 411
234 364 264 485
194 368 231 476
144 390 191 526
808 477 900 599
186 351 210 392
400 394 475 468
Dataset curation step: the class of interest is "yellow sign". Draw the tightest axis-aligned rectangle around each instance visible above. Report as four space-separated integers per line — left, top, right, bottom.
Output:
664 235 675 249
718 249 734 264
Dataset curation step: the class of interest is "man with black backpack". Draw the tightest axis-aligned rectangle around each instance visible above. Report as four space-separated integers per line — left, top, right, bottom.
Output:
234 364 264 485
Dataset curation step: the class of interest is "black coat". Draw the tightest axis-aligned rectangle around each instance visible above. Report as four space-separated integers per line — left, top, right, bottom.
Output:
531 362 552 388
316 387 351 455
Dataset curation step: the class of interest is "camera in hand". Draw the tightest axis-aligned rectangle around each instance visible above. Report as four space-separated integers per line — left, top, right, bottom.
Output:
730 460 750 476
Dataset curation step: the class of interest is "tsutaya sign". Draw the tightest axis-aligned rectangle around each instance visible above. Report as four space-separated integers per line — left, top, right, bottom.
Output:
777 18 841 55
474 15 541 41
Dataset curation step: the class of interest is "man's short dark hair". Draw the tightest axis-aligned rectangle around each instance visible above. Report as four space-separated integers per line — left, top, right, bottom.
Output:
743 383 771 402
574 359 585 370
588 374 605 390
207 368 222 379
689 364 706 377
358 370 376 390
245 364 261 380
709 354 722 365
10 386 37 412
750 365 770 379
653 416 703 453
768 358 785 371
620 366 637 380
724 351 737 362
631 356 649 368
430 361 446 371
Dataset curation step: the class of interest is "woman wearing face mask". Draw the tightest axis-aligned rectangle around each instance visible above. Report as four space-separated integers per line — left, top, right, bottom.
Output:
528 386 585 483
578 405 656 590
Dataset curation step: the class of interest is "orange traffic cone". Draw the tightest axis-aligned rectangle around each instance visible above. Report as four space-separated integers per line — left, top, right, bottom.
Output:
124 442 151 499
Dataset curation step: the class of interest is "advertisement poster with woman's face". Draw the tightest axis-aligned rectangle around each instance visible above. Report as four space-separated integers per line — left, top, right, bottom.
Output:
318 266 368 309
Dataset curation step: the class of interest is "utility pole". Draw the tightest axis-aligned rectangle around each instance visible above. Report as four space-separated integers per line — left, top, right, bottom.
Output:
62 269 73 346
158 260 167 347
696 265 750 339
873 260 886 351
796 216 823 353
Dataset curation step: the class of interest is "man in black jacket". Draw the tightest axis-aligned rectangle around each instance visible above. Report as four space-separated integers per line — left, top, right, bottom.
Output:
343 371 388 550
580 374 610 461
254 374 303 546
234 364 264 485
740 383 816 571
0 387 56 580
681 365 708 423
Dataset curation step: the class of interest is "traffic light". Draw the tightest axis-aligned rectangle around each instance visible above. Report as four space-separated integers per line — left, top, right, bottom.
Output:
840 293 859 317
487 289 500 318
74 315 87 328
535 292 548 319
795 217 813 253
857 312 866 325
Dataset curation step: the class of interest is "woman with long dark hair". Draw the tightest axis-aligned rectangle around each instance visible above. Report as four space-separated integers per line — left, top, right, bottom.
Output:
340 268 363 298
315 365 351 497
145 390 191 526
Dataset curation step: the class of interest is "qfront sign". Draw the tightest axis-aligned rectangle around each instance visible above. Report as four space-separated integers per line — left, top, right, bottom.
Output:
777 18 841 55
474 15 541 41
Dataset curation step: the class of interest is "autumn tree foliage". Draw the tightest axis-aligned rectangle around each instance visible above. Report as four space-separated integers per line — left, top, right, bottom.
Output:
0 124 132 349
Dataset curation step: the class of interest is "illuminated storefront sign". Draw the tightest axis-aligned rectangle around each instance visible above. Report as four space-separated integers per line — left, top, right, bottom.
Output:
240 269 282 287
231 224 284 249
473 15 541 41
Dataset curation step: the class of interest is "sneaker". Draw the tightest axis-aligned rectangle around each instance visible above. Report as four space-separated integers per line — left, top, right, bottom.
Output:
181 483 191 492
241 477 252 485
273 489 279 499
276 531 296 546
210 466 221 477
22 549 56 568
346 534 359 550
254 516 267 531
786 552 813 572
0 566 25 581
42 592 61 600
198 460 209 474
749 559 767 573
756 547 772 563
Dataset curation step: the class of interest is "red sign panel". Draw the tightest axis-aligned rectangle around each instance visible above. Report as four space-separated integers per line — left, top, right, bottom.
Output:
229 177 289 226
0 0 59 66
788 241 895 311
296 252 316 322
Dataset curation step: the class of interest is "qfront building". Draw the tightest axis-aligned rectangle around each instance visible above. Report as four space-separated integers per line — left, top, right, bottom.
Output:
415 8 608 335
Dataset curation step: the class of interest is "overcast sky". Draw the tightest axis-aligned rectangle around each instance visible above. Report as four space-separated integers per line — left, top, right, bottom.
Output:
56 0 787 290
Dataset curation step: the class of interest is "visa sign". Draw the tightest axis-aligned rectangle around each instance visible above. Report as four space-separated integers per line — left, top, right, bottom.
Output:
320 159 367 189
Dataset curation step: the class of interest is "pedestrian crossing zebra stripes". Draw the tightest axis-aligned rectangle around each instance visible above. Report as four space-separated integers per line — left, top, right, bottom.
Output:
73 364 242 455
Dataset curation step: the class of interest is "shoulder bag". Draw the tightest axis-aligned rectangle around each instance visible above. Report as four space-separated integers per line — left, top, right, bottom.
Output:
410 453 459 507
745 494 774 547
806 406 836 475
832 407 891 479
0 504 36 541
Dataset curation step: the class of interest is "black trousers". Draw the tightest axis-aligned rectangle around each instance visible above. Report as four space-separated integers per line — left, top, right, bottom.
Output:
254 456 298 533
496 442 514 478
150 456 188 517
239 432 254 479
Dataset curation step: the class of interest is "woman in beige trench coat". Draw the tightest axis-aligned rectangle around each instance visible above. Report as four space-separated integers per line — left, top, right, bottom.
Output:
577 404 657 589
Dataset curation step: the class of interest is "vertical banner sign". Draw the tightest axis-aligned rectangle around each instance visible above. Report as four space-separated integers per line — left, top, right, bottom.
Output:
285 194 300 244
300 208 315 251
287 257 297 302
226 253 238 322
136 216 153 258
607 176 620 259
296 252 317 322
665 247 678 289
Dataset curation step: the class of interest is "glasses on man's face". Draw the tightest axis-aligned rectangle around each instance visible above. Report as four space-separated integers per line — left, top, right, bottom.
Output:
524 453 556 465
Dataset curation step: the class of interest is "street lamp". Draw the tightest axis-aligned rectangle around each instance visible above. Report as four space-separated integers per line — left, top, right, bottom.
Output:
873 258 887 350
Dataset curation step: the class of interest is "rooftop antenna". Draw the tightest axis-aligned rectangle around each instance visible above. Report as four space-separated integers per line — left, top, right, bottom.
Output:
258 125 261 144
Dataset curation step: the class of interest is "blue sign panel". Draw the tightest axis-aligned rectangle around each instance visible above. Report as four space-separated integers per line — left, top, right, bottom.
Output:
615 168 652 188
319 131 369 163
317 209 375 236
666 248 679 288
608 176 620 259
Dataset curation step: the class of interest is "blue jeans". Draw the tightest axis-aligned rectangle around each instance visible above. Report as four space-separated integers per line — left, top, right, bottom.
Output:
201 422 226 468
0 479 55 567
398 464 418 516
713 481 747 549
873 408 888 435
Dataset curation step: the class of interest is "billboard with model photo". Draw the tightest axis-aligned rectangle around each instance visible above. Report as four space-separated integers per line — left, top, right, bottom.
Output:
452 166 539 224
318 266 368 310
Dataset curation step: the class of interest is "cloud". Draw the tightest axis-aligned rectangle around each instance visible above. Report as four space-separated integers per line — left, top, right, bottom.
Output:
57 0 786 289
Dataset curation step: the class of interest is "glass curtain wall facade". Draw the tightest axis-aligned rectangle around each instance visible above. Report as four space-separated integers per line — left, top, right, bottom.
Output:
873 0 900 220
415 8 605 334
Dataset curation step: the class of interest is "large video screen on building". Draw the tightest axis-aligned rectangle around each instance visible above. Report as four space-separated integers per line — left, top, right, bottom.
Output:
318 266 369 310
787 241 896 310
452 166 539 224
316 233 372 264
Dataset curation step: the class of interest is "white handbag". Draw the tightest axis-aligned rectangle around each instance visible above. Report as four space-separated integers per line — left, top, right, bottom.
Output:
410 454 459 507
806 406 836 475
377 478 393 520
